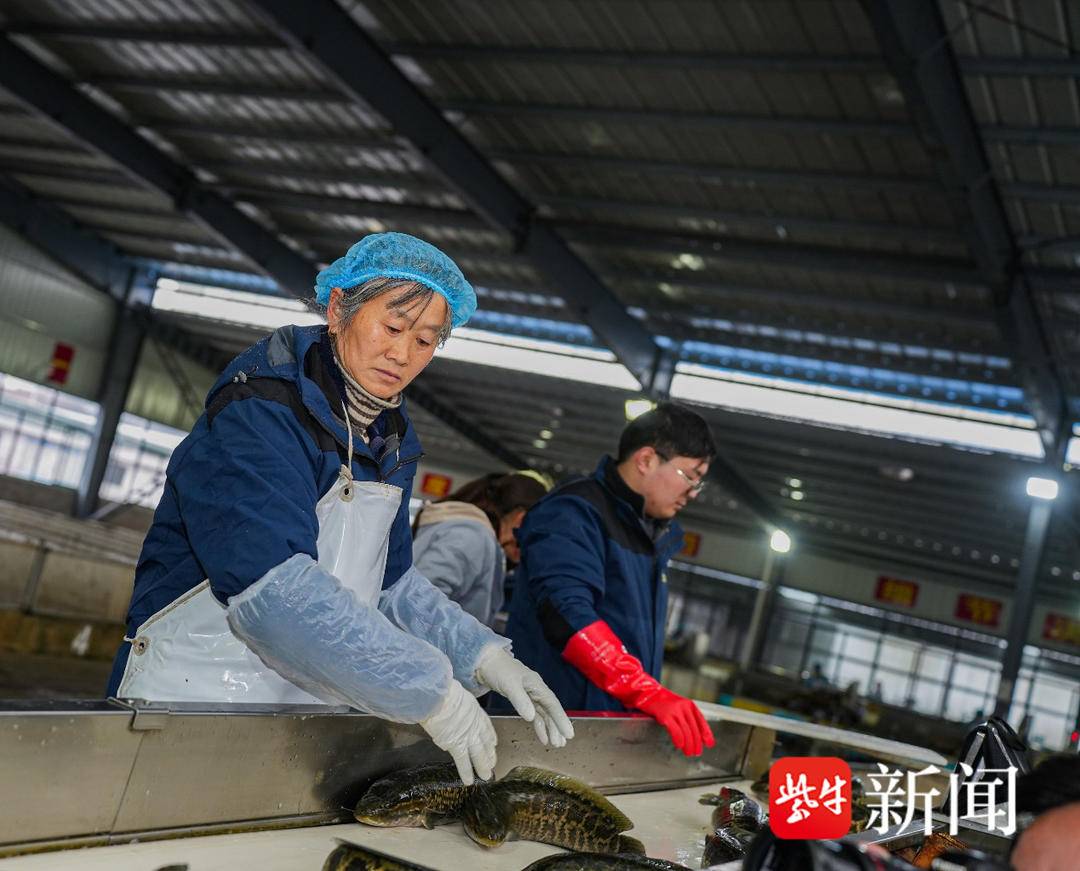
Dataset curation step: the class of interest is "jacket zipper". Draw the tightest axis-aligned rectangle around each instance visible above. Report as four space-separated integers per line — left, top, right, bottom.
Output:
384 452 424 480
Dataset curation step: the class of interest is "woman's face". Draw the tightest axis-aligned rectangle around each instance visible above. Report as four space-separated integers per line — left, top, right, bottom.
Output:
498 508 527 564
328 286 447 399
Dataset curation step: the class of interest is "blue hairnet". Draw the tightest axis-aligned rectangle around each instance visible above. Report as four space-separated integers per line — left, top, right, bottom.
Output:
314 232 477 328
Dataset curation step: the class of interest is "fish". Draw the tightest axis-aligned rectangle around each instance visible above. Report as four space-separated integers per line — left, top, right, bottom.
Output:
523 853 689 870
848 776 869 834
462 765 641 854
701 825 758 867
698 787 746 807
708 795 765 831
322 839 435 871
354 762 472 829
849 801 870 834
910 832 967 868
699 789 766 867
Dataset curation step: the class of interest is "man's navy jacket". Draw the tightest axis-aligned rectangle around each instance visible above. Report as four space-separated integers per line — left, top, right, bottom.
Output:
504 456 684 711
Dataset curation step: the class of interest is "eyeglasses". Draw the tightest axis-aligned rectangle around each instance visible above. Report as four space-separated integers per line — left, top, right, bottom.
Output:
655 450 707 495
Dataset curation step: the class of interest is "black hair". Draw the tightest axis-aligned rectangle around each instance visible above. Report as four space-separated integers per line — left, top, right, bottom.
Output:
616 401 717 464
1016 754 1080 816
414 472 549 536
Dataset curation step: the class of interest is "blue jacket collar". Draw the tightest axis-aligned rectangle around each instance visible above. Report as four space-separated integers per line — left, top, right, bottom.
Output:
209 324 421 466
592 455 682 550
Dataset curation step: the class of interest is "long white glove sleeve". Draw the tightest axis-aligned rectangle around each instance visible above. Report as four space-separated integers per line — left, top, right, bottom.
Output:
378 566 509 693
474 645 575 748
227 553 452 723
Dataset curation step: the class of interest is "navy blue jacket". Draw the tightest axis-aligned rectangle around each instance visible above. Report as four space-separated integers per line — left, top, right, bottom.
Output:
503 457 683 712
106 324 422 695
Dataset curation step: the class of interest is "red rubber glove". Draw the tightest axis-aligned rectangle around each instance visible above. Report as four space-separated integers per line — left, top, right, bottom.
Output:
562 619 715 757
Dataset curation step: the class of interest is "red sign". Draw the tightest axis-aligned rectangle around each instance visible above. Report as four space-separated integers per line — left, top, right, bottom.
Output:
45 342 75 385
1043 613 1080 647
955 594 1002 627
875 575 919 608
420 473 453 498
769 757 852 840
679 531 702 558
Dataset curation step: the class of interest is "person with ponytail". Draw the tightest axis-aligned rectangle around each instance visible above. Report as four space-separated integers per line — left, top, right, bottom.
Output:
413 471 551 627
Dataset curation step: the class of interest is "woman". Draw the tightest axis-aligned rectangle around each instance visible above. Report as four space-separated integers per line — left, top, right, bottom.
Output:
412 471 551 626
106 232 573 785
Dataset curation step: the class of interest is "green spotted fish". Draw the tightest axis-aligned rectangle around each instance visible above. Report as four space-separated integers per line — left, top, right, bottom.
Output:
354 762 471 829
322 839 435 871
463 766 643 854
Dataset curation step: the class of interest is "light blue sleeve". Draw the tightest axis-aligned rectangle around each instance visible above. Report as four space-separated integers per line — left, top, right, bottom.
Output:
227 553 452 723
378 566 510 693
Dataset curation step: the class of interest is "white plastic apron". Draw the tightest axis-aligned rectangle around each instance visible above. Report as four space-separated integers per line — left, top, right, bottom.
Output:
118 408 402 704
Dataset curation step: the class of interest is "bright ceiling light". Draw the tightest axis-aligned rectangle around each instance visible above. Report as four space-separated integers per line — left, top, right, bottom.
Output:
671 252 706 271
1026 476 1059 500
787 477 802 488
790 490 805 501
770 530 792 553
440 330 641 392
153 278 322 331
670 366 1044 459
625 398 656 421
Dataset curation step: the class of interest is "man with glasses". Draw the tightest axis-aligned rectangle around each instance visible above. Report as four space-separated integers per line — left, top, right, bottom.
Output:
502 402 717 756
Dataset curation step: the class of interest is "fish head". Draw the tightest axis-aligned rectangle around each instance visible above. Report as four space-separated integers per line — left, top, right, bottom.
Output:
462 784 508 848
354 779 432 827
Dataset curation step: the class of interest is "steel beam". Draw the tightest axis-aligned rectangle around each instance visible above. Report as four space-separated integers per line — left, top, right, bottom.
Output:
384 43 882 73
852 3 1072 462
604 267 996 329
738 546 788 676
404 380 526 470
489 149 942 195
0 176 132 299
14 23 1080 79
568 223 982 286
0 36 316 302
537 194 962 249
246 0 664 395
441 99 912 138
77 289 150 518
994 498 1054 717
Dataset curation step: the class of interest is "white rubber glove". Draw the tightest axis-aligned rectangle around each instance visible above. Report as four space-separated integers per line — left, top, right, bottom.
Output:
419 679 497 786
474 645 575 749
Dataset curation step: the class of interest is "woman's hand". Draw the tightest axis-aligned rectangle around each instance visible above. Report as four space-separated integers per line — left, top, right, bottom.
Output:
475 646 575 748
419 679 497 786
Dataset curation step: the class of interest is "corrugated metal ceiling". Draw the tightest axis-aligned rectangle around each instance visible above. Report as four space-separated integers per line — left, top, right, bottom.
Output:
0 0 1076 592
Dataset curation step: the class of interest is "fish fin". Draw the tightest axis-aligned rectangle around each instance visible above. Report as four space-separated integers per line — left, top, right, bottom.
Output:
616 835 646 855
500 766 633 832
422 812 458 829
